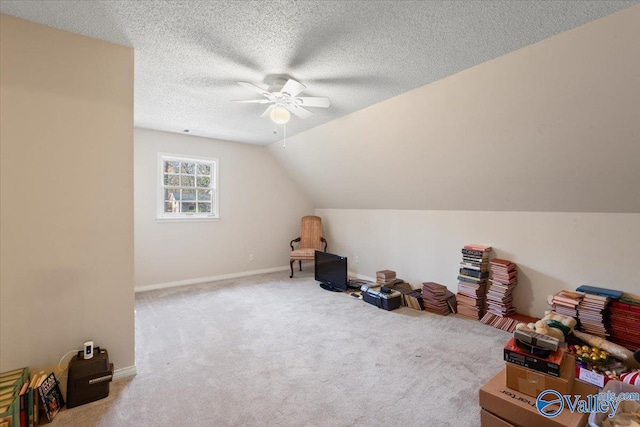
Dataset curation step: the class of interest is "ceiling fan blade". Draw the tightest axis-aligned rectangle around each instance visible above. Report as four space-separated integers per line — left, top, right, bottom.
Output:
287 105 313 120
280 79 306 97
261 104 276 118
238 82 271 97
231 99 273 104
296 97 330 108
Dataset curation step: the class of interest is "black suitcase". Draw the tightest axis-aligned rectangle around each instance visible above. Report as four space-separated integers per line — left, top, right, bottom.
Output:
66 349 113 408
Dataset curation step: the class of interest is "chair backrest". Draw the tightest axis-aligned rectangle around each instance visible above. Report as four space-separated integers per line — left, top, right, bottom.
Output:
299 215 324 250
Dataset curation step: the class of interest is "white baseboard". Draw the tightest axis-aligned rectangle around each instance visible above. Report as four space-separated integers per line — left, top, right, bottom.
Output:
135 266 290 293
113 365 137 381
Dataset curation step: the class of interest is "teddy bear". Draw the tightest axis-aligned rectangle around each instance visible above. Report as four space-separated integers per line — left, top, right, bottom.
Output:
515 310 577 342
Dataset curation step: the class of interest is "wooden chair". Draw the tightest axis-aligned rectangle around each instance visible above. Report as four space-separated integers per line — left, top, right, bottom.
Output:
290 215 327 278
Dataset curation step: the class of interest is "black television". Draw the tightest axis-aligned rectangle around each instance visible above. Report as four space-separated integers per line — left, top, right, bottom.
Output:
314 250 348 292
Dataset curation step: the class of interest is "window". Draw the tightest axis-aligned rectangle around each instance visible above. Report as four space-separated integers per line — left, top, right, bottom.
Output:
158 153 218 220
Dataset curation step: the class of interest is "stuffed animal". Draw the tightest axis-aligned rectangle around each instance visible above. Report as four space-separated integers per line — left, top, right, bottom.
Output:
515 310 577 342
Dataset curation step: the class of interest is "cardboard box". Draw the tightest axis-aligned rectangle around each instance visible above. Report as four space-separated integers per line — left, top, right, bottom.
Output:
479 369 588 427
504 337 565 377
506 354 575 398
573 378 598 397
481 409 516 427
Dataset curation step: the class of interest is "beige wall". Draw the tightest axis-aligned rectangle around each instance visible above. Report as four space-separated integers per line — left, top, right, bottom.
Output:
134 128 314 290
268 5 640 213
319 209 640 317
0 15 134 370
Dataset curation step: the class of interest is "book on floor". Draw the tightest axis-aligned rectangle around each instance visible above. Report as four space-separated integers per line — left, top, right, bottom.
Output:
36 373 65 423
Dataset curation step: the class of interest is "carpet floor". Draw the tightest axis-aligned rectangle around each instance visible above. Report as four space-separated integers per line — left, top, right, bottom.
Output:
53 271 510 426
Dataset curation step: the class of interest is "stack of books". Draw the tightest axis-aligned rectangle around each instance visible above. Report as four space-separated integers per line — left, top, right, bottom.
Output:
577 293 610 338
608 295 640 351
421 282 450 315
550 290 584 319
486 259 518 317
390 283 424 311
456 244 491 320
0 368 65 427
480 312 538 333
574 285 623 341
402 289 425 311
0 367 31 427
376 270 397 287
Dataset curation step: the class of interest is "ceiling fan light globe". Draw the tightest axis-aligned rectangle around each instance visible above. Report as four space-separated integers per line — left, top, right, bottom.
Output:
270 107 291 124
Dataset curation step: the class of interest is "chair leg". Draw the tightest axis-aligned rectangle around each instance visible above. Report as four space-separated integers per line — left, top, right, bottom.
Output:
290 259 295 278
299 260 302 271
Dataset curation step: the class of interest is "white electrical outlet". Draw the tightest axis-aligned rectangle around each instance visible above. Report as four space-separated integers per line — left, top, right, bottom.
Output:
354 256 359 264
249 254 254 261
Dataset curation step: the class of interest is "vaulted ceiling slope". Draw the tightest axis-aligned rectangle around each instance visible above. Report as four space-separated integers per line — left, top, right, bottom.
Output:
1 1 638 145
268 5 640 213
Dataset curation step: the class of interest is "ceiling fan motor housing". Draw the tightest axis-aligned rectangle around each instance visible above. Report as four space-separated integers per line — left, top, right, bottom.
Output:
233 77 330 121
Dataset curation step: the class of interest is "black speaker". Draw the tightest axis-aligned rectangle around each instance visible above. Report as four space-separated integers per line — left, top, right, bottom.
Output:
66 349 113 408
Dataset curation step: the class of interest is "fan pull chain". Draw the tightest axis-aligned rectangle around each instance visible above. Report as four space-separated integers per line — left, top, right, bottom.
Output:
284 124 288 148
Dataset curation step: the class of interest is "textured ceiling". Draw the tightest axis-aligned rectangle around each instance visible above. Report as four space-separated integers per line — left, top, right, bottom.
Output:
1 1 638 145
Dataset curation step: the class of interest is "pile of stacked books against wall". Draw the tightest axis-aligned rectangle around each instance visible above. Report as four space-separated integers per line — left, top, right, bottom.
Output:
608 294 640 351
485 259 517 317
0 367 30 427
421 282 450 316
401 291 424 310
376 270 399 287
400 286 424 311
479 259 526 332
550 289 584 318
547 285 640 353
455 244 491 320
575 286 613 338
386 280 424 311
0 367 64 427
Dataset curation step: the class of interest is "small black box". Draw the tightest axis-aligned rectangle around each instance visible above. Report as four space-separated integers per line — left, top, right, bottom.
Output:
362 289 402 311
66 349 113 408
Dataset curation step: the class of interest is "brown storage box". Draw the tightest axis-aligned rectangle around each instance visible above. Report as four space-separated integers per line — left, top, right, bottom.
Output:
481 409 516 427
479 369 588 427
506 354 575 398
573 378 599 398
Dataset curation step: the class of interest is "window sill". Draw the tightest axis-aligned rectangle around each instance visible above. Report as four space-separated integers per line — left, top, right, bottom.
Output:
156 216 220 223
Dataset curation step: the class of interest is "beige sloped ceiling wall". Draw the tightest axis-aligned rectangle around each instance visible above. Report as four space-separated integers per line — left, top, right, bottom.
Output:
268 5 640 317
1 15 134 371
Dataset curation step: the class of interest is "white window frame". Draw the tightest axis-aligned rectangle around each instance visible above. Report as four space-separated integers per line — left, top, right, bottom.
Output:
157 153 219 221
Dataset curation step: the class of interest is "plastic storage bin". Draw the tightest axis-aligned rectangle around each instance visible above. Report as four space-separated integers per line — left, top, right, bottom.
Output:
588 380 640 427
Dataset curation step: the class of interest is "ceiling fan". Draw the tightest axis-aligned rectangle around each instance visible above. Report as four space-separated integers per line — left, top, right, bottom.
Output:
232 78 330 124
